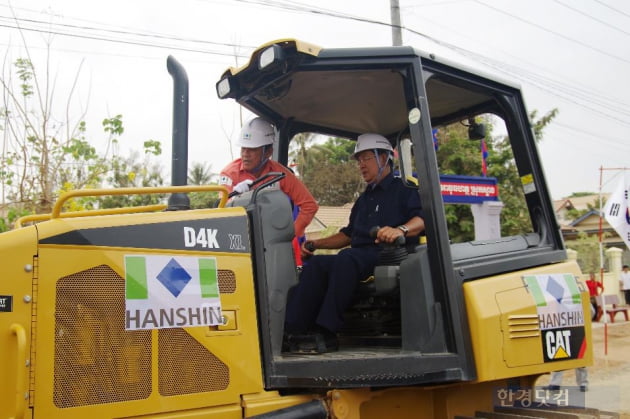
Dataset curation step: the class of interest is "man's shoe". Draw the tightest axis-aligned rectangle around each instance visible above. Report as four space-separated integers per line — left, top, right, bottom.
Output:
579 385 588 392
289 331 338 354
544 385 560 391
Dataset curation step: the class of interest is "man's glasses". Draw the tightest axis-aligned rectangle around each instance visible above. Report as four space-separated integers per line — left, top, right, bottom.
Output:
355 155 375 165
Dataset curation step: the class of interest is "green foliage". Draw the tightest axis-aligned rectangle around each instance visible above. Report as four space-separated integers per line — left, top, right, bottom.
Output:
0 207 31 233
569 191 597 198
565 198 601 222
187 162 220 209
15 58 34 97
435 110 558 241
319 137 356 163
567 231 606 274
1 56 166 229
103 115 125 137
98 151 165 208
295 136 363 206
529 109 558 142
304 160 363 206
144 140 162 156
435 119 493 241
436 121 483 177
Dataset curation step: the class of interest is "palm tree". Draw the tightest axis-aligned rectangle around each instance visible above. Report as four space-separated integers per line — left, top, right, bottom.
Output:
188 162 215 185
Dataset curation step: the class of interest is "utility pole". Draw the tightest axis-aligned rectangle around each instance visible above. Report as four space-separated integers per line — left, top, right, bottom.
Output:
390 0 403 46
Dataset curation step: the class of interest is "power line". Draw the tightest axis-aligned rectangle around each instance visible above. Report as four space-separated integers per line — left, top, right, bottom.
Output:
553 121 630 150
3 0 629 133
0 14 258 50
592 0 630 20
473 0 630 65
553 0 630 37
0 20 252 58
401 7 630 116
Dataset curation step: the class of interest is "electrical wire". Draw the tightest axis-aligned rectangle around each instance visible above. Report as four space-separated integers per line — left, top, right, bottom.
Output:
592 0 630 20
0 20 252 58
2 0 629 135
553 0 630 37
473 0 630 65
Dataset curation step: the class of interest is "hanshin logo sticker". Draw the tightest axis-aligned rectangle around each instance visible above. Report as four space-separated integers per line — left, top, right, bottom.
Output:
523 274 587 362
124 255 222 330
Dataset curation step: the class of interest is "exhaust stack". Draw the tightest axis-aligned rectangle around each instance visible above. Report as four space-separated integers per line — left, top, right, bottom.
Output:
166 55 190 210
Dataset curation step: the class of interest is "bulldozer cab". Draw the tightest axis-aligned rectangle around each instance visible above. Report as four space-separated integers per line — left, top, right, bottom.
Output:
217 40 567 389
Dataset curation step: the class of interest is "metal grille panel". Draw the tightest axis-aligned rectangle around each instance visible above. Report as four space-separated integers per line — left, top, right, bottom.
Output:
158 328 230 396
218 269 236 293
54 265 152 408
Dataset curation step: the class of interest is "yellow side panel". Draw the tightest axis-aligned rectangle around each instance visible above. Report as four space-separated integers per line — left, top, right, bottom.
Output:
0 227 37 419
464 260 593 382
30 208 264 419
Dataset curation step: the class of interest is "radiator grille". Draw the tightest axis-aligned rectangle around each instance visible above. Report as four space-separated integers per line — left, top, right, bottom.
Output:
158 328 229 395
54 264 234 408
218 269 236 293
54 265 152 408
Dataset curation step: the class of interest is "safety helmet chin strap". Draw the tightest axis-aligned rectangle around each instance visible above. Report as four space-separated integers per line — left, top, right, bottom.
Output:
248 145 270 175
371 149 392 186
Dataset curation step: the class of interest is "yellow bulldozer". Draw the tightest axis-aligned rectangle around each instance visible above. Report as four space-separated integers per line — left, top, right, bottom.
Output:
1 39 599 418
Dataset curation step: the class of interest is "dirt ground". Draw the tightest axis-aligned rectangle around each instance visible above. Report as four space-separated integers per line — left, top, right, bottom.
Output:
536 318 630 417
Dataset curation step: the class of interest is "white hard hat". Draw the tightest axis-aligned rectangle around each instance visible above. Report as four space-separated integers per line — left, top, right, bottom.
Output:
354 133 393 156
237 117 276 148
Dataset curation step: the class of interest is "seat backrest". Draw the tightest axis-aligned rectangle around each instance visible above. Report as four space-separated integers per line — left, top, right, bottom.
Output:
600 294 620 306
227 187 298 355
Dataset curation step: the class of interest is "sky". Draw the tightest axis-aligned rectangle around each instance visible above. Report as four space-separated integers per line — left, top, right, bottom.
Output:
1 0 629 200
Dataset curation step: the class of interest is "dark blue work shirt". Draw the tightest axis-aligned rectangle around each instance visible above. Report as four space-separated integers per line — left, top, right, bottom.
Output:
340 172 423 248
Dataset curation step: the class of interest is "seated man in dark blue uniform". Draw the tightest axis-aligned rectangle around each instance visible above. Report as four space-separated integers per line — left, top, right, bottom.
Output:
284 133 425 353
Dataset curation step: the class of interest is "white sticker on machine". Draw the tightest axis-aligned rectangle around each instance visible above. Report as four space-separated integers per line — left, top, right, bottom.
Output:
124 255 223 330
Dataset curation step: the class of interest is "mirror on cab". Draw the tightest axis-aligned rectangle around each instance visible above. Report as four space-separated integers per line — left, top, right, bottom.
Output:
467 118 486 140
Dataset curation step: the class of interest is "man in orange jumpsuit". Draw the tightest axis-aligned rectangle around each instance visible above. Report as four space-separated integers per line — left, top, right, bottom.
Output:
219 117 318 264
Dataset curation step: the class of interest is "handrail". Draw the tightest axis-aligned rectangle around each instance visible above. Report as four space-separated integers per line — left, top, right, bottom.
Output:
51 185 229 219
15 204 168 228
10 323 27 419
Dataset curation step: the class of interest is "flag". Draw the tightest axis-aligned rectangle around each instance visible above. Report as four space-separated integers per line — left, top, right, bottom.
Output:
603 176 630 250
481 138 488 177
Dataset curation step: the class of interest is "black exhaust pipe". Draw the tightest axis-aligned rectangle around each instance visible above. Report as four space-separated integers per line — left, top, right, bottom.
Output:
166 55 190 210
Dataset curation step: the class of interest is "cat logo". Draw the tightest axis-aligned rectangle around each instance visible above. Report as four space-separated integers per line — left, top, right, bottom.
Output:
544 329 572 359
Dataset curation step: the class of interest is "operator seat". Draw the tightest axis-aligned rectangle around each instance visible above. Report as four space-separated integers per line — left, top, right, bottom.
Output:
227 186 298 355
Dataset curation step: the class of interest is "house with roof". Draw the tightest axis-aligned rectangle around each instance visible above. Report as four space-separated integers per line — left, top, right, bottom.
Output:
553 193 628 266
305 204 352 240
553 194 608 226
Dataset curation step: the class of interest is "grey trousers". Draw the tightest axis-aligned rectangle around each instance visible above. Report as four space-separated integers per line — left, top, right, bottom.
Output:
549 368 588 386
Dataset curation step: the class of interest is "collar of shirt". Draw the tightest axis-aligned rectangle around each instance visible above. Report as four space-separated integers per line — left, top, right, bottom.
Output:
365 172 395 193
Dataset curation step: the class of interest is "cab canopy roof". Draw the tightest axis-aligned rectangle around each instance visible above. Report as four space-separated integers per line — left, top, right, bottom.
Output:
217 39 518 140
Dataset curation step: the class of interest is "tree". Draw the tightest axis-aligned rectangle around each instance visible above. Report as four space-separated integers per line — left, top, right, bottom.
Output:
1 56 94 214
435 120 484 242
1 49 165 229
97 149 165 209
0 49 122 214
290 132 328 179
567 231 605 274
435 110 558 241
187 162 220 209
296 136 363 206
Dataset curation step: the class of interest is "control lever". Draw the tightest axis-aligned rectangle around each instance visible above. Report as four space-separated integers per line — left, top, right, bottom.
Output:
369 226 406 246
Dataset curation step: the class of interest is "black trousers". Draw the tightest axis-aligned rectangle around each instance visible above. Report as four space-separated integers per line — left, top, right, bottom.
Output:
285 246 379 334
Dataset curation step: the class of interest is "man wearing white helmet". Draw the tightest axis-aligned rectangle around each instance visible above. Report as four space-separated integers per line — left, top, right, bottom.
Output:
219 117 318 241
284 133 425 353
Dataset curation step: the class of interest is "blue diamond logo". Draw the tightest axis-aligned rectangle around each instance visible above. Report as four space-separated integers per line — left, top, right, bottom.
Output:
157 258 192 297
546 275 565 304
